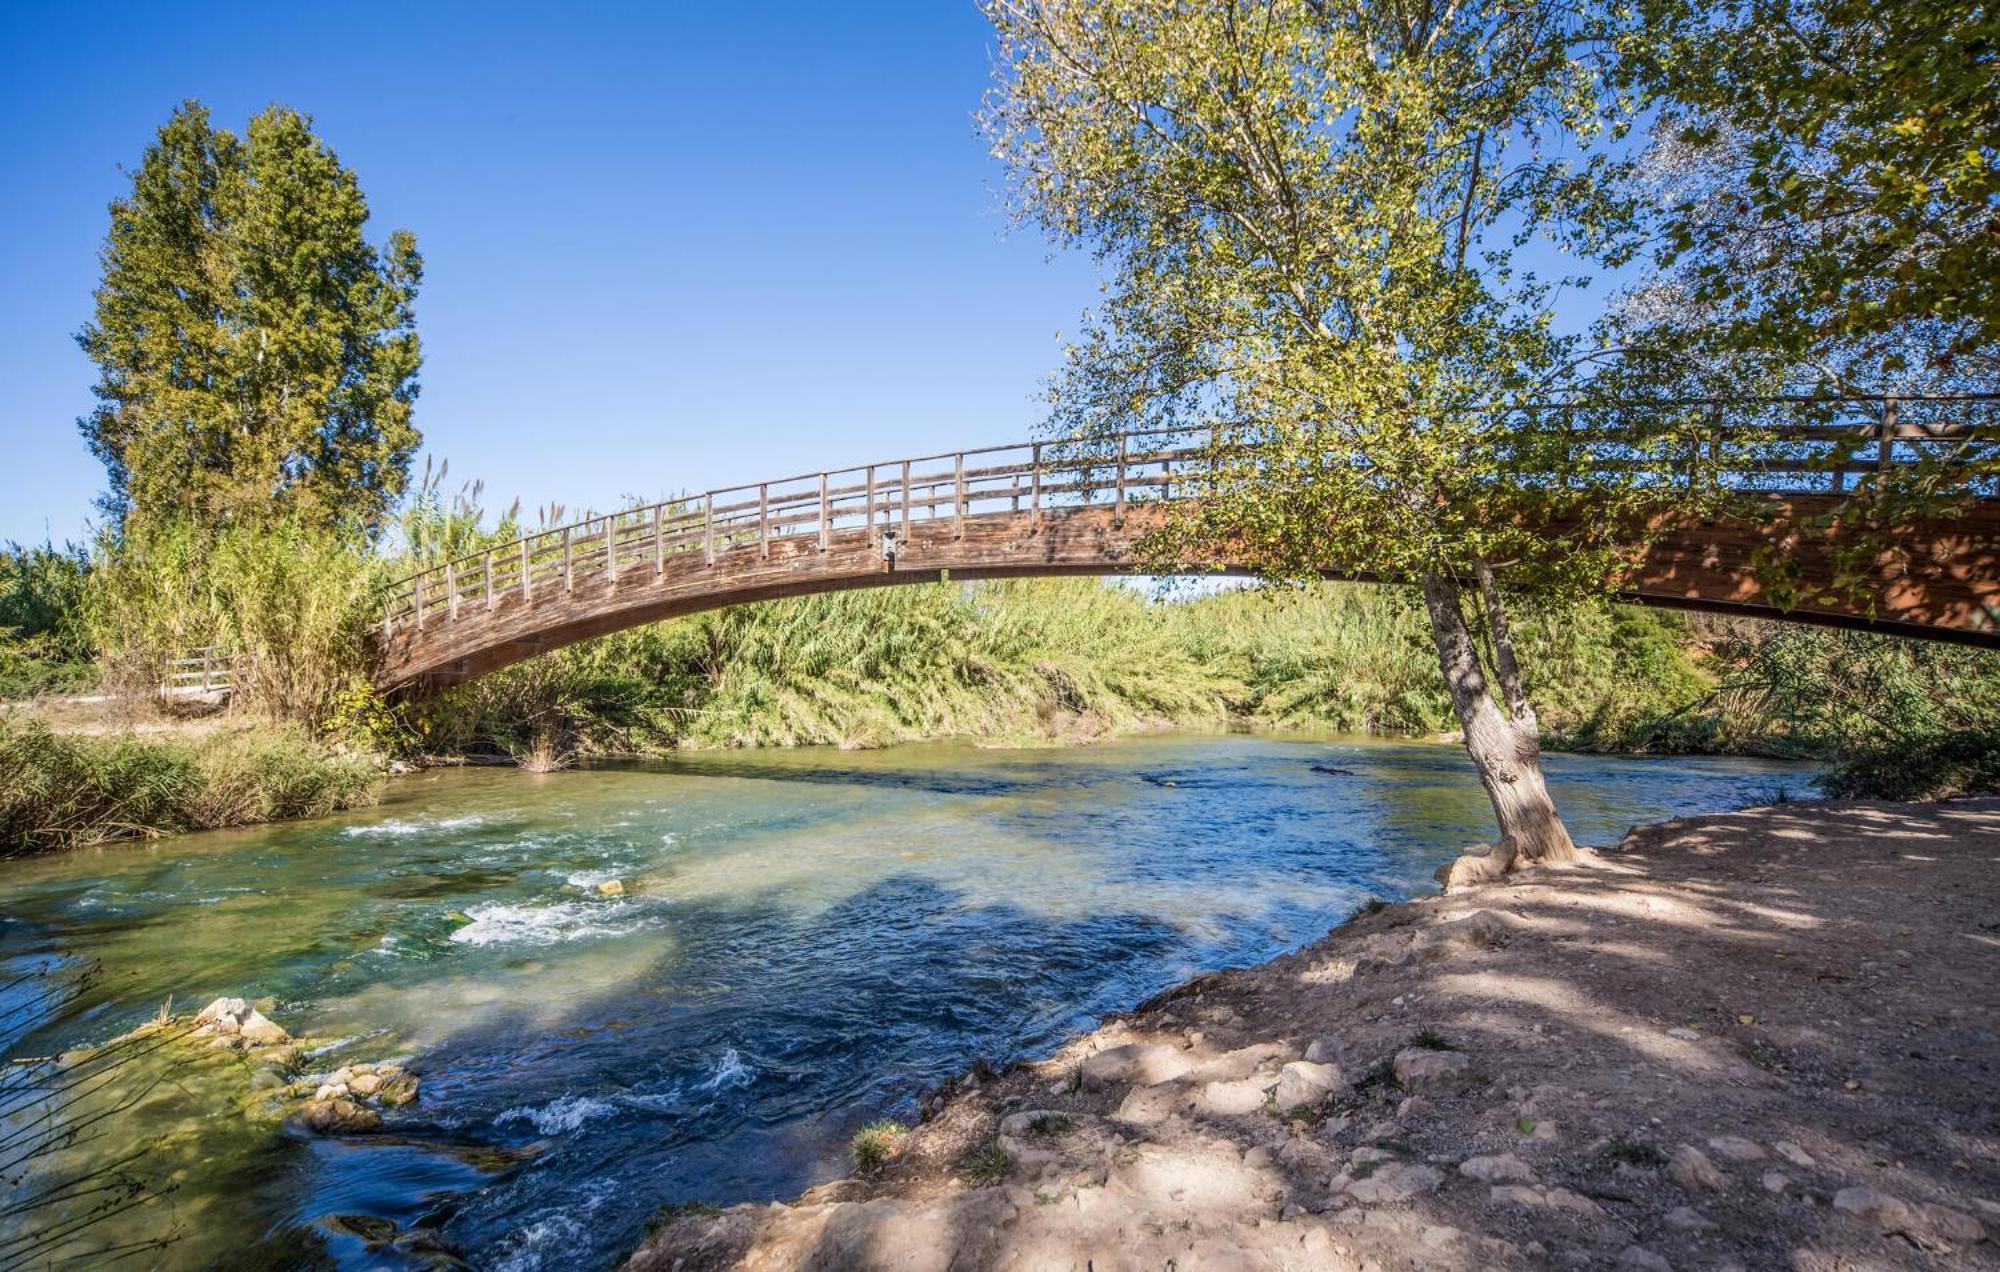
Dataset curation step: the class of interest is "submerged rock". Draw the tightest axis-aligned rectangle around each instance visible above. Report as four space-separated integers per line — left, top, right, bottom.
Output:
193 996 291 1047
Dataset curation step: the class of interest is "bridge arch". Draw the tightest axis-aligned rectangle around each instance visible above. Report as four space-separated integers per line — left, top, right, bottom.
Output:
376 406 2000 690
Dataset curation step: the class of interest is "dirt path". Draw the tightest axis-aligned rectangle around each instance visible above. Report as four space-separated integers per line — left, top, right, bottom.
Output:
627 799 2000 1271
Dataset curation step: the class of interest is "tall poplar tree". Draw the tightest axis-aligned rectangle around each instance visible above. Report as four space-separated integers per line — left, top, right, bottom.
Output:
78 101 423 535
983 0 1682 874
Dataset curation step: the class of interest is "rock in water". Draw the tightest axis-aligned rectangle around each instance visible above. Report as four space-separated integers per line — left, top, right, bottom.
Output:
294 1098 383 1135
192 996 290 1047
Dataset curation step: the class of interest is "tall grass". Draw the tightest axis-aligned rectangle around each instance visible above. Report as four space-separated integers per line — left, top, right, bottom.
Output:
0 718 381 856
411 578 1738 761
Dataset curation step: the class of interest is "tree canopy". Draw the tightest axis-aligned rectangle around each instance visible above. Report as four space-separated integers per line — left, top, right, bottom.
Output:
78 101 423 536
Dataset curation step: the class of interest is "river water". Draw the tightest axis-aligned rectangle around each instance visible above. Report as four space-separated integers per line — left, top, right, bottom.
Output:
0 732 1804 1269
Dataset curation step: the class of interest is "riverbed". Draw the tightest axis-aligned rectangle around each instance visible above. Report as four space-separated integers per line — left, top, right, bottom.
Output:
0 732 1805 1269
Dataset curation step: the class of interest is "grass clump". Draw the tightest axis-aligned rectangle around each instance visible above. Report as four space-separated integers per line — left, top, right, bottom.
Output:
850 1119 909 1171
963 1139 1012 1185
0 717 380 855
1408 1028 1457 1052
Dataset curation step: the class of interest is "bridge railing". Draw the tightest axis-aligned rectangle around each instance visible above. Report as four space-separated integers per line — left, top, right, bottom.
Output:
379 394 1999 640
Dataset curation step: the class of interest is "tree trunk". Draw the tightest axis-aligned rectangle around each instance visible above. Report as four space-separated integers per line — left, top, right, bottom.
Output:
1420 572 1578 867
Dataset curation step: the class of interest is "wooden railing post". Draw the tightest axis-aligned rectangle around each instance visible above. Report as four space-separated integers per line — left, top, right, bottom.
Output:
564 527 574 591
445 561 459 622
1115 434 1128 523
383 602 394 643
759 484 770 559
413 574 424 631
521 537 533 601
954 454 965 539
653 505 665 575
484 550 495 610
818 473 830 551
865 465 877 547
1878 395 1898 478
705 493 716 565
1031 443 1042 533
901 461 912 537
606 515 619 580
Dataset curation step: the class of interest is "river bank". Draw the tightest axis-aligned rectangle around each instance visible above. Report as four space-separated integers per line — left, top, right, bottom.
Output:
627 798 2000 1271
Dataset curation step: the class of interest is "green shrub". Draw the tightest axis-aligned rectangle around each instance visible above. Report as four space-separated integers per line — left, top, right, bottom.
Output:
0 719 380 856
850 1120 908 1171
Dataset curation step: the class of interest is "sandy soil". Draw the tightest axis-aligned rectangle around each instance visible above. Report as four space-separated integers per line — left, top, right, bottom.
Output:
626 798 2000 1271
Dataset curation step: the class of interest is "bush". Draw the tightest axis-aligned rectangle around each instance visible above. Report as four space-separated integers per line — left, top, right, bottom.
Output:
850 1120 908 1171
0 718 381 856
1819 728 2000 801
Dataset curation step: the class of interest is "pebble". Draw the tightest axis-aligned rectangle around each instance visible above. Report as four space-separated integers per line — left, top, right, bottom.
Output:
1304 1036 1343 1065
1617 1246 1672 1272
1663 1205 1716 1233
1773 1141 1816 1169
1669 1144 1727 1192
1665 1027 1701 1041
1706 1135 1766 1163
1459 1154 1535 1185
1761 1170 1791 1193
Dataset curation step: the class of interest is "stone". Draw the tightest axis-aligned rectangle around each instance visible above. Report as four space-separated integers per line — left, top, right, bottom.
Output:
1669 1145 1727 1193
376 1073 421 1107
193 996 250 1027
1344 1163 1442 1205
597 880 625 895
294 1098 382 1135
998 1109 1074 1138
314 1082 350 1101
1080 1043 1192 1091
1274 1060 1343 1109
1459 1154 1536 1185
348 1072 384 1098
1706 1135 1766 1163
1199 1078 1271 1116
1544 1189 1604 1217
1665 1027 1701 1042
1832 1185 1917 1233
1617 1246 1672 1272
1664 1206 1716 1233
1304 1036 1344 1065
1242 1144 1274 1169
1916 1204 1984 1246
1773 1141 1816 1169
1761 1171 1791 1193
1393 1048 1472 1092
1490 1185 1546 1207
1396 1096 1433 1120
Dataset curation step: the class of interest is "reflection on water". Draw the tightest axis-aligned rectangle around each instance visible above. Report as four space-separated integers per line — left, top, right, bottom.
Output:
0 732 1803 1268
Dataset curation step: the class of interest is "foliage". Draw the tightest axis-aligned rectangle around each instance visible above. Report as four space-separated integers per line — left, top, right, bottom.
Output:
850 1120 909 1171
1616 0 2000 378
84 515 382 728
0 543 97 700
1707 625 2000 798
0 718 380 856
77 100 422 534
402 578 1736 761
980 0 1682 594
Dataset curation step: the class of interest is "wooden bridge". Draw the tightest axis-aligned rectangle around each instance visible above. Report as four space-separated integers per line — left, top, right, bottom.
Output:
376 397 2000 690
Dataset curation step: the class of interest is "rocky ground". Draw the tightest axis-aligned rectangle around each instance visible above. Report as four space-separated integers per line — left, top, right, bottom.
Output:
626 798 2000 1271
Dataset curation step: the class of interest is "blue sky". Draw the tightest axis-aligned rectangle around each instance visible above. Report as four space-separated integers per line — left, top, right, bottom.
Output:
0 1 1097 544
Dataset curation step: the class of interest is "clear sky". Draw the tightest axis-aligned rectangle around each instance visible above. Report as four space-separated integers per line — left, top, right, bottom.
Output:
0 1 1098 545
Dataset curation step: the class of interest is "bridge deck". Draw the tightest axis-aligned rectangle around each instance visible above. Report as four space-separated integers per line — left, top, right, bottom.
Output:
376 402 2000 689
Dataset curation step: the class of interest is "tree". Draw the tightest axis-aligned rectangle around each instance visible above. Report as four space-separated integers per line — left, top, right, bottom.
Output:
1615 0 1999 386
983 0 1682 874
78 101 423 535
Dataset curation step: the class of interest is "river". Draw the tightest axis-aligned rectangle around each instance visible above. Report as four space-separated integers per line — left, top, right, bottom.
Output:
0 732 1805 1269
